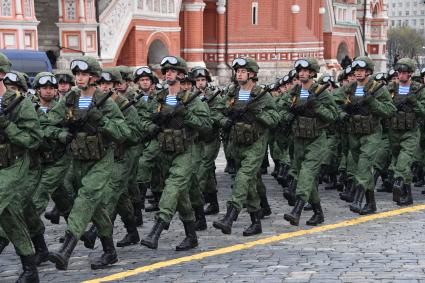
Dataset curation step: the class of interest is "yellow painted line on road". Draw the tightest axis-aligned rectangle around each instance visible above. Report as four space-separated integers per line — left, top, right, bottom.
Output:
83 204 425 283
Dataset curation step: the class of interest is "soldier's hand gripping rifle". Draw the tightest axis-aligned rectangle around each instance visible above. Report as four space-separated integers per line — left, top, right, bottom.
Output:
347 80 387 116
282 82 330 131
201 87 222 104
395 84 425 112
225 85 271 126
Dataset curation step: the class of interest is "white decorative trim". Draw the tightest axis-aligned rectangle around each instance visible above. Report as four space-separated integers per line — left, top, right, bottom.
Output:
135 26 181 32
0 20 39 26
132 14 179 21
56 23 99 29
181 2 206 12
181 48 205 53
330 32 356 37
216 0 226 15
204 47 324 53
203 41 323 46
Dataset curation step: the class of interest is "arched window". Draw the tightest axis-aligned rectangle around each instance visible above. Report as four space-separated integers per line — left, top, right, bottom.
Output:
1 0 12 17
252 2 258 25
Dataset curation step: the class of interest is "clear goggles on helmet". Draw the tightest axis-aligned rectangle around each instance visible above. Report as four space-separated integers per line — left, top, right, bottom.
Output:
344 66 353 75
4 72 19 82
351 60 367 69
38 75 57 86
375 73 387 82
268 83 277 90
160 56 178 66
192 68 208 78
395 64 410 73
288 69 297 78
135 67 152 77
56 74 72 83
388 69 398 77
232 58 248 68
322 76 334 84
294 59 310 69
70 60 89 72
100 72 112 82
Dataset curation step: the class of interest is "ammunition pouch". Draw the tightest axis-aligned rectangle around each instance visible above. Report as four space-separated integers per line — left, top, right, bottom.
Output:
348 115 379 135
0 144 25 169
40 145 66 164
390 112 417 131
158 128 191 154
230 122 264 145
292 116 321 139
70 132 107 161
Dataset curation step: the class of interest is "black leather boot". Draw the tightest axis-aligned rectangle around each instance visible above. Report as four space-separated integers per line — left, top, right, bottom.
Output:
91 236 118 270
243 211 262 236
393 177 404 203
259 193 271 218
227 159 236 175
306 203 325 226
277 165 290 187
0 236 9 254
81 224 97 250
359 190 377 215
336 170 347 191
140 219 168 249
398 184 413 206
324 173 338 190
16 254 39 283
134 205 144 227
204 193 219 215
340 179 355 202
194 206 207 231
31 234 49 266
44 205 60 224
377 170 392 192
212 204 239 234
117 217 140 247
176 221 198 251
49 231 78 270
271 160 280 178
283 178 297 206
303 203 313 211
145 192 161 212
349 185 365 213
284 198 305 226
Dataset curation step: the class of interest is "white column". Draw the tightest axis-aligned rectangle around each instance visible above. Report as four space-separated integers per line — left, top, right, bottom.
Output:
15 0 23 19
79 0 86 21
58 0 63 19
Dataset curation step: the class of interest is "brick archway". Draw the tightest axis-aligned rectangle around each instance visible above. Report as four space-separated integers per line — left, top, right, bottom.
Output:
147 39 169 65
336 41 349 62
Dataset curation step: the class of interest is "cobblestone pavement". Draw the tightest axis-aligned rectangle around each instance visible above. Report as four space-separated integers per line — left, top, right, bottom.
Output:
2 149 425 283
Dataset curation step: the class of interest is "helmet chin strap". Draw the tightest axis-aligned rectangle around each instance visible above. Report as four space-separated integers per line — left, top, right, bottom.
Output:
167 79 177 86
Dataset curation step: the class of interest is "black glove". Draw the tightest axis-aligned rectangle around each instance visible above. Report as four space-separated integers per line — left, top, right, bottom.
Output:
291 104 305 115
173 103 186 116
363 94 375 105
342 103 355 114
0 110 9 129
406 95 417 106
223 119 234 130
305 96 319 108
152 112 162 124
150 125 161 138
58 130 74 144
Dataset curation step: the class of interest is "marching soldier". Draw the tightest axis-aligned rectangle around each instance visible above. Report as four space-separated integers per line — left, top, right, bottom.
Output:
387 58 425 206
47 56 130 270
281 58 338 226
0 53 43 282
212 57 279 235
139 56 211 251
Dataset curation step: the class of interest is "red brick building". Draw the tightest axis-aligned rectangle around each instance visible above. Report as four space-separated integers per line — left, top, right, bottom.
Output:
0 0 388 82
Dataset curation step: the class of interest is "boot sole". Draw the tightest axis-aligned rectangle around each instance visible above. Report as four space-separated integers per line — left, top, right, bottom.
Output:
283 214 299 226
117 237 140 247
212 222 231 234
48 253 68 270
90 257 118 270
176 242 198 251
140 240 158 249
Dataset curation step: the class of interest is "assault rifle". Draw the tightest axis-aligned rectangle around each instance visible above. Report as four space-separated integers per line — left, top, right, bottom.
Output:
395 84 425 112
1 94 25 115
345 81 386 116
282 82 330 131
201 87 222 104
67 88 115 134
226 85 271 125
